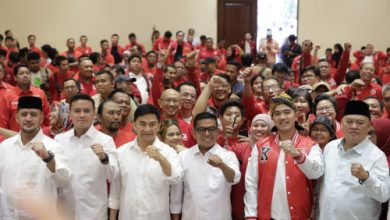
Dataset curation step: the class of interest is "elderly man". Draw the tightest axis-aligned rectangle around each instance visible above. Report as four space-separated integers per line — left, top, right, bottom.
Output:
0 96 71 219
319 100 390 219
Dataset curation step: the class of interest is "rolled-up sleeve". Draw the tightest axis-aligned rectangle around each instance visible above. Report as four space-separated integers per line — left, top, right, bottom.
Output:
102 138 119 181
362 155 390 203
244 146 259 218
170 181 183 214
108 169 122 209
162 147 183 184
48 141 72 188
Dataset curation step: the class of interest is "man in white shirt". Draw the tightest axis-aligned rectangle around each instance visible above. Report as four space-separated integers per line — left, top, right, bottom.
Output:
109 104 183 220
319 100 390 220
55 94 119 220
128 55 149 104
0 96 71 219
171 112 241 220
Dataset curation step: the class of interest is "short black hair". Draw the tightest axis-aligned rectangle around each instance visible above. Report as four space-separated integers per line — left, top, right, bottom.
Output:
218 73 232 85
9 52 20 63
373 76 382 86
193 112 218 129
345 70 361 84
318 58 328 64
27 52 40 61
176 30 184 36
241 54 253 67
13 64 28 76
111 64 125 75
301 65 320 77
134 104 161 122
364 96 384 112
69 93 95 110
128 33 136 39
95 70 114 82
0 34 3 41
27 34 36 40
176 81 196 92
128 54 142 63
111 33 119 38
272 63 289 74
54 55 68 66
164 31 172 38
100 39 108 45
146 50 157 57
89 52 100 64
200 35 207 40
226 61 242 71
5 36 14 41
108 88 129 100
19 48 29 58
314 94 338 115
62 77 80 90
97 100 117 115
41 44 52 53
47 48 58 60
0 49 7 57
219 99 245 117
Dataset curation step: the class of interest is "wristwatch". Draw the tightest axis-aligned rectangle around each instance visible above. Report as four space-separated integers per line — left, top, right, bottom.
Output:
100 153 109 164
359 171 369 185
43 151 55 163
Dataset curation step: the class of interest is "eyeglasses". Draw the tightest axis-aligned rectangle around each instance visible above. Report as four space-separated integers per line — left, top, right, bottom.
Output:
263 84 279 92
316 106 334 113
195 126 218 134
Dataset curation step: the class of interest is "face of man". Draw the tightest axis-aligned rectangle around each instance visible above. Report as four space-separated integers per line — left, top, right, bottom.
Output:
111 36 119 45
59 59 69 72
99 101 121 132
63 80 79 100
262 79 280 103
301 70 318 86
159 90 181 118
221 106 243 134
174 61 186 76
212 77 231 102
147 53 157 65
176 32 184 42
341 114 371 145
111 92 131 119
192 118 218 150
116 81 132 94
318 61 330 79
244 33 252 41
129 57 141 73
272 104 297 132
383 89 390 113
360 63 375 85
165 66 177 83
70 99 95 132
28 59 41 72
67 39 75 50
28 36 36 46
205 38 213 49
273 71 286 85
225 64 239 83
364 98 383 119
80 36 87 45
129 36 136 44
15 67 31 87
95 74 113 96
365 44 374 56
133 114 160 144
16 108 43 134
179 85 196 110
302 40 313 53
79 60 93 79
101 41 110 51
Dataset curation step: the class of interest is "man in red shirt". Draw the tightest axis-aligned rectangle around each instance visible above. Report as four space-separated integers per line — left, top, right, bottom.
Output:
198 37 222 61
49 56 75 101
343 62 382 100
27 34 42 57
291 40 314 84
76 35 93 55
195 35 207 51
73 57 96 96
110 34 124 64
125 33 146 55
101 39 115 65
0 64 50 131
153 31 173 53
143 51 157 76
61 38 82 72
97 100 135 148
171 31 191 63
0 63 13 93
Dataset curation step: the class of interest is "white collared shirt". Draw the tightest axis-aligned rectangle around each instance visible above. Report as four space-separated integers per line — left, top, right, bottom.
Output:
0 129 71 219
109 137 183 220
129 71 149 104
54 125 119 220
319 138 390 220
244 133 324 218
170 144 240 220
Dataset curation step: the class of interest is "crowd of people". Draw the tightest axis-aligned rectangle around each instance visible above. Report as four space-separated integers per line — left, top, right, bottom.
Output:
0 27 390 220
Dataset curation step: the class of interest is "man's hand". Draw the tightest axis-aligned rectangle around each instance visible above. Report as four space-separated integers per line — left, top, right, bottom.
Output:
208 75 224 90
350 79 365 91
90 144 106 160
280 140 300 157
158 50 168 65
242 67 253 83
314 45 321 51
145 145 163 161
186 51 197 67
351 162 369 181
208 154 223 168
32 142 49 160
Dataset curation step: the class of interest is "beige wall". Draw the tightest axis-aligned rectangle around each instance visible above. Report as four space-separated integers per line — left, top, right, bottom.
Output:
0 0 217 52
298 0 390 55
1 0 388 55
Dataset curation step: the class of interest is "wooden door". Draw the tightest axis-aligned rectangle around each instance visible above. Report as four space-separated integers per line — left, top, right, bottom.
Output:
217 0 257 46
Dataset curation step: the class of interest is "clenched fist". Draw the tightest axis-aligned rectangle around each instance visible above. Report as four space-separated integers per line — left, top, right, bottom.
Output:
351 162 369 181
280 140 300 157
31 142 49 160
208 154 223 168
145 145 163 161
90 144 106 160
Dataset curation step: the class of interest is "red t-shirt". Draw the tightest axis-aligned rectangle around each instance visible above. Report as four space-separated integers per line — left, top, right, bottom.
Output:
73 73 96 96
76 46 93 55
49 71 75 102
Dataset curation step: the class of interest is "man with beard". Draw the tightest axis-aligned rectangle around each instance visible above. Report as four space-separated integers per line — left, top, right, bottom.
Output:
158 89 195 147
97 100 135 148
108 89 136 133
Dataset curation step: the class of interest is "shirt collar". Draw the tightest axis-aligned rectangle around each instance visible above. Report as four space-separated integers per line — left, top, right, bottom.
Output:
275 130 299 146
338 137 370 155
193 143 219 156
127 136 161 151
15 129 44 149
71 124 97 139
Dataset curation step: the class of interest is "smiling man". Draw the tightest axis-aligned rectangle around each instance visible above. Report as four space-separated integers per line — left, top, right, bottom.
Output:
245 93 324 220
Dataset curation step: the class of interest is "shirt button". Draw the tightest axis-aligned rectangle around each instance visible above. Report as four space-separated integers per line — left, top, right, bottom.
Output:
288 191 291 195
285 161 288 164
290 206 294 210
286 176 290 180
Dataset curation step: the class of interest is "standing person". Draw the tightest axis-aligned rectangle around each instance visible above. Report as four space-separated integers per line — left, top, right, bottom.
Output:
244 93 324 220
259 29 280 66
73 57 96 96
280 35 302 67
54 94 119 220
239 32 257 59
158 119 187 153
48 55 74 102
0 96 71 219
171 112 240 220
76 35 93 55
248 113 274 147
109 104 183 220
319 100 390 220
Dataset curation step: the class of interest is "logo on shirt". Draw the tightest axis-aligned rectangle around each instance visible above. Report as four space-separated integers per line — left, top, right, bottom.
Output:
260 146 271 162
